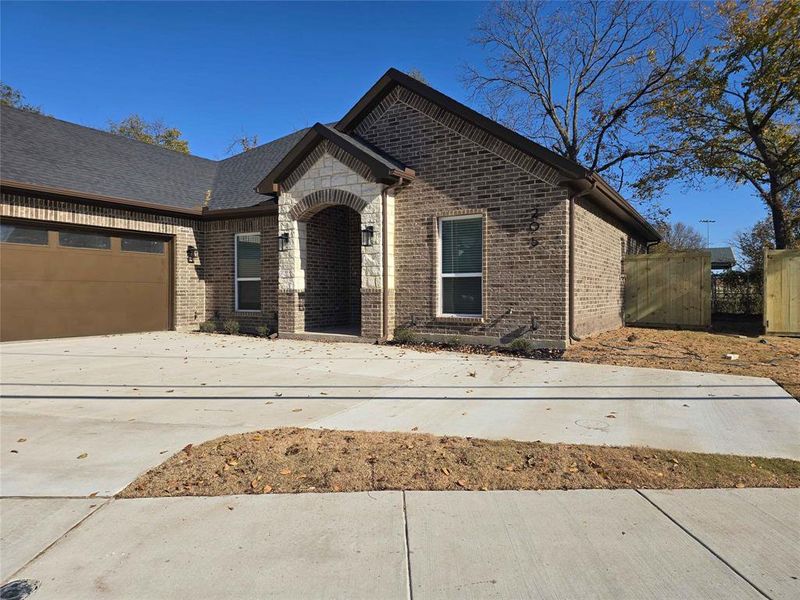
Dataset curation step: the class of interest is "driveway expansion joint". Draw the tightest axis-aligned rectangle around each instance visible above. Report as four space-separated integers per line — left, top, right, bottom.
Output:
402 490 414 600
635 489 773 600
3 498 112 584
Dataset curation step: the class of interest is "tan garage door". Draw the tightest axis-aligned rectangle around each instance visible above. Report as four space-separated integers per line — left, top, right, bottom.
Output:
1 221 171 341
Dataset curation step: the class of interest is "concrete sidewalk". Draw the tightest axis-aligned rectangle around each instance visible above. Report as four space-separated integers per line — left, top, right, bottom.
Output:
2 332 798 497
3 489 797 599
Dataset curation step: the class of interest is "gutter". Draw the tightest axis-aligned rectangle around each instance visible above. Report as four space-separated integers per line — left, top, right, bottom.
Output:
1 180 278 221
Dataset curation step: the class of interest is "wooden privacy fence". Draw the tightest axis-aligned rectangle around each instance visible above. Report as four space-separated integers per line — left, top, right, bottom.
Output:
764 249 800 335
623 252 711 329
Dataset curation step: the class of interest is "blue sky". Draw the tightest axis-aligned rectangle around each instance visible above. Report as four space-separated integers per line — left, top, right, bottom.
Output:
1 1 766 248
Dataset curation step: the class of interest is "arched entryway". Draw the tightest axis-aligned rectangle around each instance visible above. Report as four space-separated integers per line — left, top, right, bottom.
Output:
303 204 362 335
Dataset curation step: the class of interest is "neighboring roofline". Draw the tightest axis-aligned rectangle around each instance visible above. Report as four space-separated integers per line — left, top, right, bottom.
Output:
0 180 275 221
335 68 660 243
255 122 415 194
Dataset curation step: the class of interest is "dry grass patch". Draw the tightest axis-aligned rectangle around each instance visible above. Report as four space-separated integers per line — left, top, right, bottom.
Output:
564 326 800 398
119 428 800 498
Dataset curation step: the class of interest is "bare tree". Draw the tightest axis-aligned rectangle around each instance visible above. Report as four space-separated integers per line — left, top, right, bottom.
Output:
465 0 698 193
406 69 429 84
652 221 705 252
226 133 260 155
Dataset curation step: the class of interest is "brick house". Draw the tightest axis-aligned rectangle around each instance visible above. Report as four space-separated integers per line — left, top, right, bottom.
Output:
0 68 659 346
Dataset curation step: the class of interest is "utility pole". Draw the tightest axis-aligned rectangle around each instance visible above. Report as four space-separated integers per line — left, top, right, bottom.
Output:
700 219 715 248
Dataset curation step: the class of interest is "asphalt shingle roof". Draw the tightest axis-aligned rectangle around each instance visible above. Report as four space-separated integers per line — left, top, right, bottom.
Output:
210 128 308 210
708 246 736 269
0 104 307 211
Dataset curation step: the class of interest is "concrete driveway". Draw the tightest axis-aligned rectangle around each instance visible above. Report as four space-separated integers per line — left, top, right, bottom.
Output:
1 332 799 598
1 331 798 497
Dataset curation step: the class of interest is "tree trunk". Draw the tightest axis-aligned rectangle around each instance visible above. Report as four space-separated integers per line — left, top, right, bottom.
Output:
769 191 794 250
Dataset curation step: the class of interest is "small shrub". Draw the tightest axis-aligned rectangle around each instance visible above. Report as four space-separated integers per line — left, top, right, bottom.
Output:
445 336 462 348
256 325 271 338
393 327 418 344
199 320 216 333
508 337 534 354
222 319 240 335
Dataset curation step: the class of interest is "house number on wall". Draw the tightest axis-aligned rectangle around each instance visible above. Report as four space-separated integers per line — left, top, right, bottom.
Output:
530 207 540 247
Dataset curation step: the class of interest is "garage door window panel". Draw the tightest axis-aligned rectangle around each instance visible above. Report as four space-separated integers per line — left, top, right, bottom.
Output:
121 237 164 254
1 224 49 246
59 230 111 250
236 233 261 312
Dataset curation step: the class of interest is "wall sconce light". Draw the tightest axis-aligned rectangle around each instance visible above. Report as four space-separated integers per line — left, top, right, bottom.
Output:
361 225 374 247
278 232 289 252
186 245 196 263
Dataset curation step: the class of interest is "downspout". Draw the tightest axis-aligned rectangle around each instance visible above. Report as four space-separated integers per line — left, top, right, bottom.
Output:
567 177 597 343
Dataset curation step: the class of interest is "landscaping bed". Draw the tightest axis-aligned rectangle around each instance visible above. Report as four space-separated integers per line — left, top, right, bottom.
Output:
564 326 800 398
120 428 800 498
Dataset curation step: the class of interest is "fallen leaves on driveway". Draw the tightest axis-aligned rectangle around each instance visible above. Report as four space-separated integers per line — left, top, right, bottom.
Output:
118 428 800 498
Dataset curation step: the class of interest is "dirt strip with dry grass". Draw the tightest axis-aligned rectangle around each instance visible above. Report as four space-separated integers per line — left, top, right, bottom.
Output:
564 326 800 399
120 428 800 498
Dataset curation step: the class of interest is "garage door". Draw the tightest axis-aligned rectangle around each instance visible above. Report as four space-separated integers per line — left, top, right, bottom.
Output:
1 221 171 341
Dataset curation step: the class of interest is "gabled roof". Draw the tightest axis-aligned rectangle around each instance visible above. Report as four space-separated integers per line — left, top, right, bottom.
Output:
255 123 414 194
708 247 736 269
336 68 660 242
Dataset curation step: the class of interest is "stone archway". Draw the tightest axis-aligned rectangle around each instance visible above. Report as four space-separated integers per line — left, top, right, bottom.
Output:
289 189 369 222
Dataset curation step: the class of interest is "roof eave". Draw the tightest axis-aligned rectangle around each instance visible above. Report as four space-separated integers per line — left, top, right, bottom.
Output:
563 175 662 243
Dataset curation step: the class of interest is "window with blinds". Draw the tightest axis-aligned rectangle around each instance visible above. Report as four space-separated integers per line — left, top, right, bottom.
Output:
439 216 482 316
235 233 261 311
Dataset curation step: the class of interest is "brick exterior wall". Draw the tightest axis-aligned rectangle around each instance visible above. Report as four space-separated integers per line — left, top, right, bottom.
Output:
202 215 278 333
354 87 571 347
1 191 205 330
572 198 647 338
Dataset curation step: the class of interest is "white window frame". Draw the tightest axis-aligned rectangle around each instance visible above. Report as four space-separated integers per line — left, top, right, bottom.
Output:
437 215 483 318
234 232 261 313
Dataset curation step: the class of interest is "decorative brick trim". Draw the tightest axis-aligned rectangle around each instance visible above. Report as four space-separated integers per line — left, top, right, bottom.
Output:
283 143 328 191
326 143 374 182
355 87 561 186
290 188 369 221
283 139 375 192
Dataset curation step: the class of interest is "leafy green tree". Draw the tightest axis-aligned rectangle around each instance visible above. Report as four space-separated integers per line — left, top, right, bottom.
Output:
1 82 42 113
107 114 190 154
733 217 774 272
639 0 800 249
